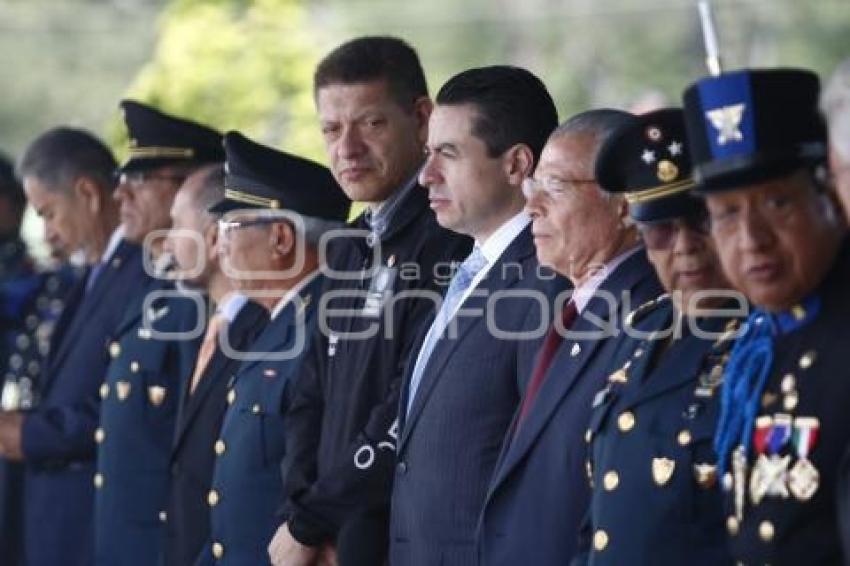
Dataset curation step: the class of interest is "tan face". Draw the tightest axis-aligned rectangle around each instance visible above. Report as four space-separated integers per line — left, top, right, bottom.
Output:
317 80 431 203
165 176 216 288
525 132 627 279
23 175 98 261
419 103 529 240
217 214 291 292
642 219 731 311
114 166 185 243
706 171 844 312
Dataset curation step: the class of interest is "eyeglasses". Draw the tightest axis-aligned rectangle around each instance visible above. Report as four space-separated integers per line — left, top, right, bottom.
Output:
217 218 277 238
521 177 597 200
117 171 186 189
637 211 711 250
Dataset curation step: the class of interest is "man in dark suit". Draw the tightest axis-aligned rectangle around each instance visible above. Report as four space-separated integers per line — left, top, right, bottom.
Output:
93 101 225 566
0 127 147 566
476 109 663 566
162 163 269 566
685 68 850 566
196 131 349 565
389 66 562 566
269 37 470 566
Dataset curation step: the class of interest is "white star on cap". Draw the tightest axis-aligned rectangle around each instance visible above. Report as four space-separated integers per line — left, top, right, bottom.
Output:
668 140 683 156
641 149 656 164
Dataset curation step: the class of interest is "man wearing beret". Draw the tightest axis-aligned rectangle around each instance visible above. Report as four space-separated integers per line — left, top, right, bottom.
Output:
93 101 224 566
269 36 470 566
10 127 146 566
683 67 849 565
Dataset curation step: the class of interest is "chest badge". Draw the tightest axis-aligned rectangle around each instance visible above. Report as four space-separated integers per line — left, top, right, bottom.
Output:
652 457 676 486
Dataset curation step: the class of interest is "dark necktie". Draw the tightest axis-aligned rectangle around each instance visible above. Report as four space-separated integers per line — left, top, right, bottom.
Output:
514 300 579 432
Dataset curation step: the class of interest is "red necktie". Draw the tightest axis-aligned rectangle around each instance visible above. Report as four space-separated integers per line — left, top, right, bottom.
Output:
514 300 578 431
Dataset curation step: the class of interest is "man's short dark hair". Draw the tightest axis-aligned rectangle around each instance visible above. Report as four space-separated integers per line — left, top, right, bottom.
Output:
314 36 428 112
0 153 25 217
17 127 117 193
435 65 558 162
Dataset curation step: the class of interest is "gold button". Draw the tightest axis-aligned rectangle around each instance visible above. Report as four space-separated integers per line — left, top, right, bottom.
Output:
227 389 236 405
130 361 140 373
603 471 619 491
726 516 739 535
109 342 121 359
159 511 167 523
215 440 226 456
570 343 581 357
799 350 816 370
633 348 644 358
207 489 220 507
252 403 261 414
791 304 806 320
212 542 224 559
585 429 592 443
593 529 609 551
781 373 796 393
759 520 775 542
677 430 692 446
94 473 104 489
99 383 110 400
783 391 799 411
617 412 635 432
95 428 105 444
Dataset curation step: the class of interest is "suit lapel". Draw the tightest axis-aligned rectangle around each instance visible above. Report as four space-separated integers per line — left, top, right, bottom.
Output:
399 228 535 451
489 249 659 489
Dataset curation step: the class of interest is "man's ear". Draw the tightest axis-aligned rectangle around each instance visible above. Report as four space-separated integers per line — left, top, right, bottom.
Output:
271 222 296 257
503 144 535 188
412 96 434 146
204 222 219 263
75 176 102 215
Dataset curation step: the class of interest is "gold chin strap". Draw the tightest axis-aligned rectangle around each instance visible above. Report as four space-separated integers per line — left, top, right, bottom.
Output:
223 188 281 209
625 178 695 204
128 146 195 159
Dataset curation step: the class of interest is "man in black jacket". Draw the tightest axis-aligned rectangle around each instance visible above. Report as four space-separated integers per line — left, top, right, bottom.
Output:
268 36 470 566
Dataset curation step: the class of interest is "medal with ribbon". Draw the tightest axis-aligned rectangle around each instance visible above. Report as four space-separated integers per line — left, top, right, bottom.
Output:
788 416 820 501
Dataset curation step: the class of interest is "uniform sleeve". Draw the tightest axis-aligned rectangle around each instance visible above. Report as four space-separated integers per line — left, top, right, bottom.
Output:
284 233 470 546
21 395 100 463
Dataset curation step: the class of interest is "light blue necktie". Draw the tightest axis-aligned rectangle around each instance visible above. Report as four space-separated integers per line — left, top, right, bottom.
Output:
406 246 488 415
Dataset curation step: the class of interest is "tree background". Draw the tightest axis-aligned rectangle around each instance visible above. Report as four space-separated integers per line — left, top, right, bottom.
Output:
2 0 849 252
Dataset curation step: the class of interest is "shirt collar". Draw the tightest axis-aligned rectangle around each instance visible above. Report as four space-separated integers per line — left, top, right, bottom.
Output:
100 225 125 264
477 210 531 265
217 292 248 323
573 245 643 313
363 171 420 241
270 269 321 320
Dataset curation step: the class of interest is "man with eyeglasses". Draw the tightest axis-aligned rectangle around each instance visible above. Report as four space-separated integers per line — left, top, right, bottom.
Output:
477 109 663 566
682 68 850 565
193 131 349 566
92 101 226 566
573 108 737 566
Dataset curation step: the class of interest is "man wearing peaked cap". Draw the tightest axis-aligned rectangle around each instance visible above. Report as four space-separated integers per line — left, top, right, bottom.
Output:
210 131 350 219
193 132 347 566
573 108 736 566
682 68 850 565
92 101 225 566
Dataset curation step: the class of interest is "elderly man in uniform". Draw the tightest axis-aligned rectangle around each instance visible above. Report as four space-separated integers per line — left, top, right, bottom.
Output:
573 108 737 566
8 127 147 566
195 131 348 565
269 36 470 566
0 153 77 565
92 101 225 566
476 109 663 566
681 67 849 565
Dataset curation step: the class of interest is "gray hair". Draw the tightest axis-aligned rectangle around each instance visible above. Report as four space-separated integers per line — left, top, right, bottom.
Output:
17 127 117 193
249 208 345 247
822 58 850 161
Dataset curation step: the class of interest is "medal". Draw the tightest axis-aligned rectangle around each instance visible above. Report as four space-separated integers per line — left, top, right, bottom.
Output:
749 416 772 504
732 445 747 521
788 417 820 501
